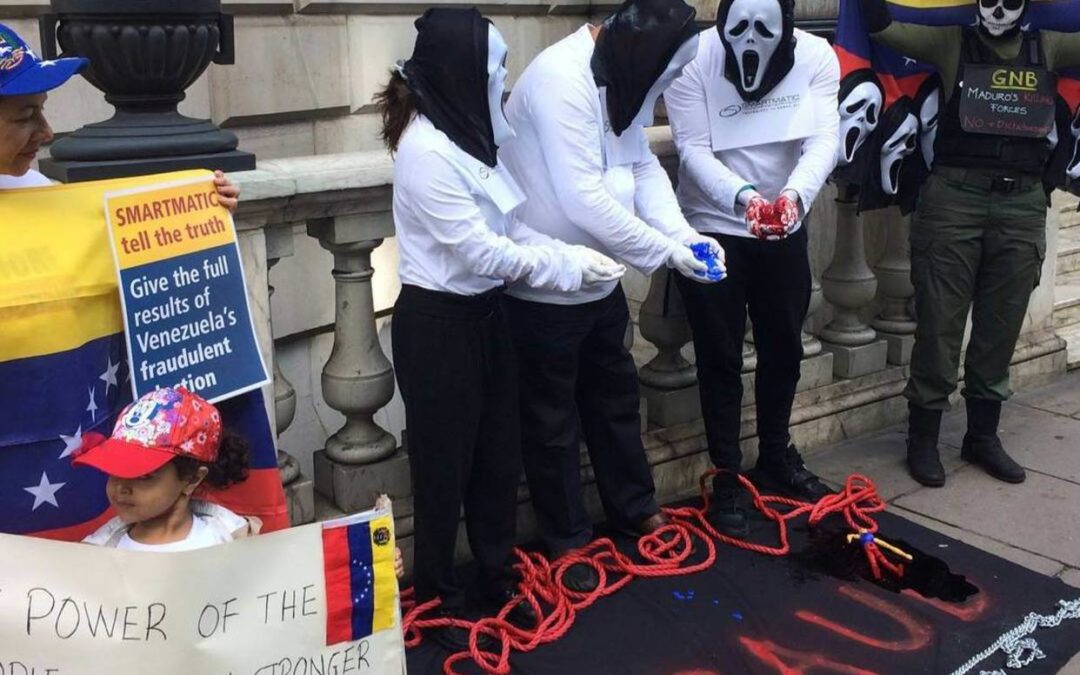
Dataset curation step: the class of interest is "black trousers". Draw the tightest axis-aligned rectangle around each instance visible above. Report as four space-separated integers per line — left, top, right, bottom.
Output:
674 226 811 472
504 286 659 556
392 285 520 610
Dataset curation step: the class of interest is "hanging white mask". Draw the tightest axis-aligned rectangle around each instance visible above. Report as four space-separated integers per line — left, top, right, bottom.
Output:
487 26 515 147
1068 109 1080 181
837 80 883 166
978 0 1026 37
722 0 783 95
630 34 700 129
918 85 941 170
880 112 918 196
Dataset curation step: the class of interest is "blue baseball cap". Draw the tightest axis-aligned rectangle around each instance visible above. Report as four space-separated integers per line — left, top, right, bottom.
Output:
0 23 86 97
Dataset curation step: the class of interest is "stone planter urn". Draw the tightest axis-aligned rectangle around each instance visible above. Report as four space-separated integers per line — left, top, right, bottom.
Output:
38 0 255 182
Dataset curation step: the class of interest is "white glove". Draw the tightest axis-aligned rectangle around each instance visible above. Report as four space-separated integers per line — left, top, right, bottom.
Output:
571 245 626 285
668 245 714 283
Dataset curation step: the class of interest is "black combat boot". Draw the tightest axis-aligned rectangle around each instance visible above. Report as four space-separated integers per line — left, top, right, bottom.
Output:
708 472 749 539
961 398 1026 484
907 403 945 487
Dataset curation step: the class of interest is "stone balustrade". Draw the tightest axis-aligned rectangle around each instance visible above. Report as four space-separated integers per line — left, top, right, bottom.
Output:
231 130 1067 570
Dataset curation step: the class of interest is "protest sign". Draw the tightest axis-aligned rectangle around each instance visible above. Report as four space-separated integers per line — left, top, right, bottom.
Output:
104 175 269 403
0 507 405 674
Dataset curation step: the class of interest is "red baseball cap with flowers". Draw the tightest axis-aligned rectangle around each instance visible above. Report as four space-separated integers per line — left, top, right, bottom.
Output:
74 387 222 479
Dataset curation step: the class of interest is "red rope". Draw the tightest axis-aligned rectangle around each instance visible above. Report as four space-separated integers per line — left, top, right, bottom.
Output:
400 470 901 675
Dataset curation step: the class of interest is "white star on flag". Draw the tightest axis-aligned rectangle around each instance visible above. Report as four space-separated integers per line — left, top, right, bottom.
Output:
99 357 119 395
24 472 66 511
86 386 98 420
59 425 82 459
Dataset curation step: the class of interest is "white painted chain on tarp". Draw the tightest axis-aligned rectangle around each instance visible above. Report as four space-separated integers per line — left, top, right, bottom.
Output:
952 598 1080 675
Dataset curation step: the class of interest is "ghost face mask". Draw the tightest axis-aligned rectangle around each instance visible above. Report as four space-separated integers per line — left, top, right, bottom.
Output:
401 8 504 166
631 33 700 129
880 111 919 196
717 0 795 102
915 79 942 170
487 26 514 147
837 71 883 166
978 0 1027 37
591 0 699 136
1068 109 1080 181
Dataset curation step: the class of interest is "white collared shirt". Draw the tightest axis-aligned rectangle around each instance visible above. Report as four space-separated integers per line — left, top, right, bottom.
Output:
500 25 696 305
393 115 583 296
665 28 840 238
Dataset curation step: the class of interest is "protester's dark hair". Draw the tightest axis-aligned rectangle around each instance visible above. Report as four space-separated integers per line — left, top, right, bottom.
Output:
174 428 250 490
373 70 416 154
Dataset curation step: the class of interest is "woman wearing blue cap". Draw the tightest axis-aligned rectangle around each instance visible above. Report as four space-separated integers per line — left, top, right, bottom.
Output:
0 22 238 204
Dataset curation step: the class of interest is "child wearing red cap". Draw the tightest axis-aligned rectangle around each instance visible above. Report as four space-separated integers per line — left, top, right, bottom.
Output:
75 387 260 551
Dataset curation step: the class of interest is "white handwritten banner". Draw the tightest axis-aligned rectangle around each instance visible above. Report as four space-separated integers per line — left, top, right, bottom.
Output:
0 509 405 675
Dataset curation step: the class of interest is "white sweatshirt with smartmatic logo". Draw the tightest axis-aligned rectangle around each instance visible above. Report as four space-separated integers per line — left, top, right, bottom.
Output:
666 28 840 239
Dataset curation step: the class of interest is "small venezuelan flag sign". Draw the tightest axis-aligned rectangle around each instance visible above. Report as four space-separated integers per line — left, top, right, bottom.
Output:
322 512 398 645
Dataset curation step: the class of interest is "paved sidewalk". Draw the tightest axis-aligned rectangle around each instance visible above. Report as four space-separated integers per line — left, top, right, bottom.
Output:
807 371 1080 674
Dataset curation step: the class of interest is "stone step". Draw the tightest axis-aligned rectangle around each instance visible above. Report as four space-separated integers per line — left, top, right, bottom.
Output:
1060 193 1080 230
1058 228 1080 275
1058 324 1080 371
1055 269 1080 328
1054 270 1080 331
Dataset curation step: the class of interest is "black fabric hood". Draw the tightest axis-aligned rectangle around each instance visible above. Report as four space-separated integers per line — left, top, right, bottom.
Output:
591 0 699 136
715 0 796 103
401 8 498 167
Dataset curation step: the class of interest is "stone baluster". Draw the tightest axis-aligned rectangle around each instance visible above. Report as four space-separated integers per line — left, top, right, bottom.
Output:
265 226 314 525
308 211 409 513
802 276 824 357
819 184 888 378
871 208 917 365
638 269 700 426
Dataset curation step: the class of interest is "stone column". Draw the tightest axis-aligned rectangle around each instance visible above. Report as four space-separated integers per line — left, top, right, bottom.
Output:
871 208 917 365
819 185 888 378
308 211 410 514
265 226 314 525
638 269 700 426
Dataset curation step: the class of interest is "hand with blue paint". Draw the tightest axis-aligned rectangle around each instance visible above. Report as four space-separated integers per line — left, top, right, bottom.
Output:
688 238 726 282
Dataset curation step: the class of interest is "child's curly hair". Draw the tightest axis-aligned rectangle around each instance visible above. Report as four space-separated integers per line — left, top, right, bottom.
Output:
173 428 250 489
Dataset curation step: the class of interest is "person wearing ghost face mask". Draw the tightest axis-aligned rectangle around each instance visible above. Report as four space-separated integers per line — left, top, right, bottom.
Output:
374 8 626 650
664 0 840 535
862 0 1080 488
498 0 719 591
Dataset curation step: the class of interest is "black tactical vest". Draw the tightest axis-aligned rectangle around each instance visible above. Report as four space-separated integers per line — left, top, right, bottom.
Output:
935 28 1053 175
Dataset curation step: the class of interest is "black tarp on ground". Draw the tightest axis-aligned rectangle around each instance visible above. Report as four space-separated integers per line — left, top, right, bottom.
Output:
406 508 1080 674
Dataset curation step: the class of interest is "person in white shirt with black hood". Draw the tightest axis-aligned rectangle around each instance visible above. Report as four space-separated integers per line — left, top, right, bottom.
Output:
499 0 723 593
374 7 624 651
665 0 840 537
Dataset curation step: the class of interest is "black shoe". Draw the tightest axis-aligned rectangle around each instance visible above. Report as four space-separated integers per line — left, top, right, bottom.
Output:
755 445 833 502
483 584 539 629
708 472 749 539
430 608 495 653
560 562 600 593
907 403 946 487
961 399 1026 484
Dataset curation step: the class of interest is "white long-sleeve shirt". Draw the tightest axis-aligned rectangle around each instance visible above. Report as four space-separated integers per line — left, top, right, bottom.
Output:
500 25 697 305
393 115 583 296
666 28 840 239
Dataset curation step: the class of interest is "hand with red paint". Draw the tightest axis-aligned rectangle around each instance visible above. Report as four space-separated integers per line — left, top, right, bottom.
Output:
774 190 801 236
742 191 775 240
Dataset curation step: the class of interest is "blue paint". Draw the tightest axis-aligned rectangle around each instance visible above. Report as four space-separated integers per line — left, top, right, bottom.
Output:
690 242 726 281
732 612 744 621
860 532 875 546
